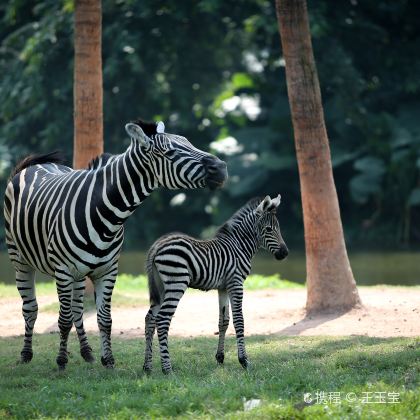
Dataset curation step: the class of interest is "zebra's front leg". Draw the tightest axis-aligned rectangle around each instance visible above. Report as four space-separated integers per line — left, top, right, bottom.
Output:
15 264 37 363
156 280 188 374
228 282 249 369
215 289 230 365
72 277 94 363
93 271 117 368
143 304 160 374
55 271 75 370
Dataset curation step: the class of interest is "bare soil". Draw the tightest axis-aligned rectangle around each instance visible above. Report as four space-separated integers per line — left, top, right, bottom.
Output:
0 287 419 339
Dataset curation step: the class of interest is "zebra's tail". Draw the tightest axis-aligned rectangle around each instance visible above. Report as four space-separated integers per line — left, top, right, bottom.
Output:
146 242 163 306
9 151 66 181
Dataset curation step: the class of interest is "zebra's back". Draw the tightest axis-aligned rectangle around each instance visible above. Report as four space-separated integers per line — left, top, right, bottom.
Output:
4 163 123 278
147 233 236 291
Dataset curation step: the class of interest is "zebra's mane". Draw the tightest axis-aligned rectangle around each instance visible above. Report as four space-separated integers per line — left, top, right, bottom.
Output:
86 118 159 171
215 197 262 237
132 118 161 137
87 153 116 170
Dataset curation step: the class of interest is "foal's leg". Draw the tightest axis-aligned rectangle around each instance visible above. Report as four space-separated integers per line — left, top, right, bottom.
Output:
156 274 189 374
55 269 75 370
93 265 118 368
143 303 160 373
15 262 37 363
228 277 249 369
72 277 94 362
215 289 230 365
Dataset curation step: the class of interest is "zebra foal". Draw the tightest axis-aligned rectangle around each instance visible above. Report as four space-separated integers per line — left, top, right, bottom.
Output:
144 195 288 374
4 119 227 369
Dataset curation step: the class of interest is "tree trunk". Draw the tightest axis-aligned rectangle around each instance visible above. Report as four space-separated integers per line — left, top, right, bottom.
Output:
275 0 361 313
74 0 103 295
73 0 103 169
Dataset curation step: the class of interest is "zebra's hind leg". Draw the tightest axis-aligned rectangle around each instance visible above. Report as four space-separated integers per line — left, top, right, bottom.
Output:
15 263 37 363
72 277 94 363
55 270 75 370
215 289 230 365
156 278 188 374
143 304 160 374
93 267 118 368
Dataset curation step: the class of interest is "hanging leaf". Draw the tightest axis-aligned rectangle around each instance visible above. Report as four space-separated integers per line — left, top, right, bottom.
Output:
353 156 386 176
408 188 420 206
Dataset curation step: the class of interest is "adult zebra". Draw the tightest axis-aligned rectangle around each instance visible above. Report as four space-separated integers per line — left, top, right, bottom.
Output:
143 195 288 374
4 119 227 369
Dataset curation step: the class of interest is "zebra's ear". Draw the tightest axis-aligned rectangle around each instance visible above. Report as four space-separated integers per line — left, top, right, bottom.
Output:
156 121 165 134
125 123 152 148
267 194 281 212
256 195 271 215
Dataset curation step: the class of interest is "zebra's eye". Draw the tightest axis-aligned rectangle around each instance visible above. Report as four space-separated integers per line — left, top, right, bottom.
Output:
163 149 178 159
265 227 273 233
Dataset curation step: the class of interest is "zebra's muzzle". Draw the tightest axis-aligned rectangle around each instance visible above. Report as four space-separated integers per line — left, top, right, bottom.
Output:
274 246 289 260
202 156 228 190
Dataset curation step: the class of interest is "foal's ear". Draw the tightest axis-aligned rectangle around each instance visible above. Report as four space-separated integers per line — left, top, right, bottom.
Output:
267 194 281 212
125 123 152 148
256 195 271 215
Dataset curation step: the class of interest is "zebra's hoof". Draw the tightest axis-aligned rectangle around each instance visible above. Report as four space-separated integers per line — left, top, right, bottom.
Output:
20 350 33 363
239 356 250 370
162 367 173 375
215 352 224 365
56 354 68 370
57 363 67 371
101 356 115 369
143 366 152 376
81 346 95 363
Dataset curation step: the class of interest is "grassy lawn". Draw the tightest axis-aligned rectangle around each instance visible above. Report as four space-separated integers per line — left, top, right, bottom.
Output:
0 334 418 419
0 273 303 300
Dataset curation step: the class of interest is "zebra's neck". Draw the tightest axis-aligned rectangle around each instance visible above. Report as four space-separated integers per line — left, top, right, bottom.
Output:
92 142 158 235
217 215 260 261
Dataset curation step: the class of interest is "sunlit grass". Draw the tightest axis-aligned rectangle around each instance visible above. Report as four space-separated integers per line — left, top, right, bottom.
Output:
0 273 303 300
0 334 418 419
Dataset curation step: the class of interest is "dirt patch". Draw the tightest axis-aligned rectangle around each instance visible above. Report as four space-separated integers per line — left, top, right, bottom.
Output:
0 287 419 339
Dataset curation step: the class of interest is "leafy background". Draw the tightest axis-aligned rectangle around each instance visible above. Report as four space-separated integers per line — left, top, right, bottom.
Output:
0 0 419 250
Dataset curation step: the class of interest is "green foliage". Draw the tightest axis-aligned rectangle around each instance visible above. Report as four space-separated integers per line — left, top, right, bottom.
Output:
0 334 418 418
0 0 419 249
244 274 303 290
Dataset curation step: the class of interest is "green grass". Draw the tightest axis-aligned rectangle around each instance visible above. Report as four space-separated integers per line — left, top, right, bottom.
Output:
0 273 303 300
0 334 418 419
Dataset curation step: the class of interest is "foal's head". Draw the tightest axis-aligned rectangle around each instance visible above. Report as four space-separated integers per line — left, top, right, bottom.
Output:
256 195 289 260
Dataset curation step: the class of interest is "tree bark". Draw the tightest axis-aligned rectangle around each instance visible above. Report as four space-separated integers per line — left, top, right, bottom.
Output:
275 0 361 313
74 0 103 295
73 0 103 169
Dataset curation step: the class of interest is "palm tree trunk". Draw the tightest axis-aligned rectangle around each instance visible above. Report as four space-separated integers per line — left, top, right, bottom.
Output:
275 0 361 313
74 0 103 295
73 0 103 169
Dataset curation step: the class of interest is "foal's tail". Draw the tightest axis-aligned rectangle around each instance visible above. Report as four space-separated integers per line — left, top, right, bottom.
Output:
146 241 163 306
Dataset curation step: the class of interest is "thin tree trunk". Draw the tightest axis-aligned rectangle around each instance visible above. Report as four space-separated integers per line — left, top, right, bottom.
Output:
275 0 361 313
74 0 103 169
74 0 103 295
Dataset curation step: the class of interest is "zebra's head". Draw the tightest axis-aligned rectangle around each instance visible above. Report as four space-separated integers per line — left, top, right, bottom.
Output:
256 195 289 260
125 120 227 190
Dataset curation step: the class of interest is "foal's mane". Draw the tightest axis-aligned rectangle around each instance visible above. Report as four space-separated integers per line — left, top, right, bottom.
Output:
215 197 262 237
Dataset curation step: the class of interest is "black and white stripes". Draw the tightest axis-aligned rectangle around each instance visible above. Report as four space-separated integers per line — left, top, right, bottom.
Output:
143 195 288 374
4 119 227 369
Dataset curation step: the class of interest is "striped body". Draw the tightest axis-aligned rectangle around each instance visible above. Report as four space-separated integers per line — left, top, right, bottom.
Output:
143 195 288 373
4 120 227 369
